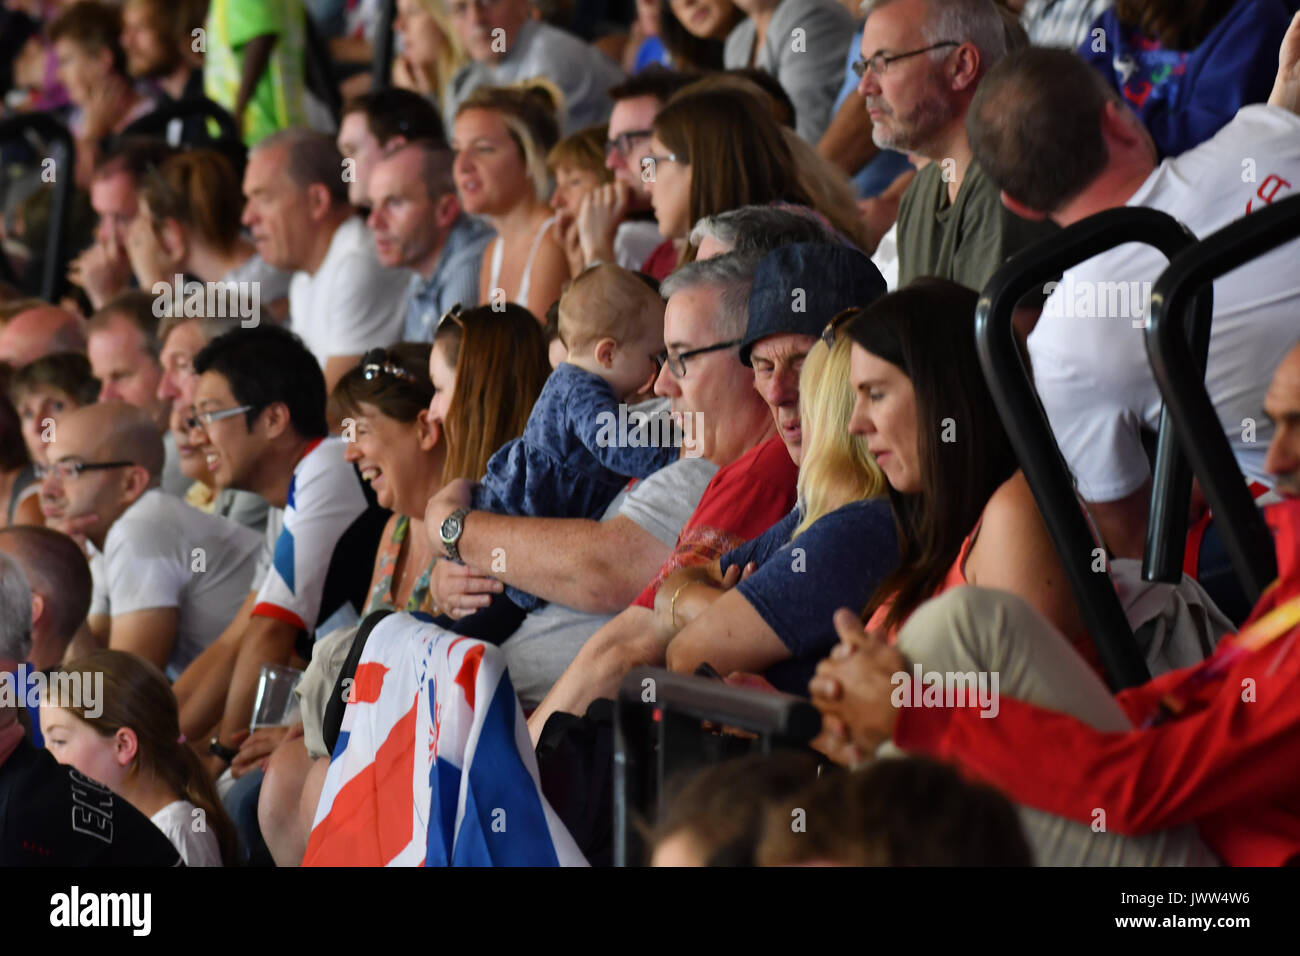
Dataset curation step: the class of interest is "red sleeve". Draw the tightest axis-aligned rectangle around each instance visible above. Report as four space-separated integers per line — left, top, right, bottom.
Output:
631 438 798 608
1112 664 1202 723
894 634 1300 835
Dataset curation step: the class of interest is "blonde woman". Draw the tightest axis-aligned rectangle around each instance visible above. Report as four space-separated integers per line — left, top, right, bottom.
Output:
452 84 570 319
392 0 467 106
652 322 898 694
40 650 238 866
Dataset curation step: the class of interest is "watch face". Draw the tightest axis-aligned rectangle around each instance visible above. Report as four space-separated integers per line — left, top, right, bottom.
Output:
441 513 462 543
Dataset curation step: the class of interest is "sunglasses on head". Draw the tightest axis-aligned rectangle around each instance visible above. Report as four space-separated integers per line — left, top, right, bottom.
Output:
361 348 419 383
821 308 861 348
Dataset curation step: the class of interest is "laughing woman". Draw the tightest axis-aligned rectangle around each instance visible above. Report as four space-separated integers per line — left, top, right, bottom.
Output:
255 308 549 866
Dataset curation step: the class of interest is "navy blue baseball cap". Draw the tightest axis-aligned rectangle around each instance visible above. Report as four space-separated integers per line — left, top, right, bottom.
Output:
740 242 887 366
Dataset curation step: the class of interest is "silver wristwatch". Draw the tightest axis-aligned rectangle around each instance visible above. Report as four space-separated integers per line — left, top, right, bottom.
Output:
439 506 471 564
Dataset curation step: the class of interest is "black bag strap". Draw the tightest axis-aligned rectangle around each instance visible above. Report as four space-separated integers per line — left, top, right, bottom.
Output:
321 610 394 757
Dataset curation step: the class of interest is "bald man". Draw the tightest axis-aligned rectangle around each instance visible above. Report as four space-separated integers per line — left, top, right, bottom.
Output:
38 402 262 679
0 307 87 367
1264 340 1300 499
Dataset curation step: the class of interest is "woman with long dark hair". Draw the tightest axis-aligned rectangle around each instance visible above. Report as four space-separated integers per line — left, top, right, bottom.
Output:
838 278 1093 660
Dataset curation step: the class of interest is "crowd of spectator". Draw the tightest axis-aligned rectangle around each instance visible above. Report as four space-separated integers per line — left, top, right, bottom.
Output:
2 0 1300 870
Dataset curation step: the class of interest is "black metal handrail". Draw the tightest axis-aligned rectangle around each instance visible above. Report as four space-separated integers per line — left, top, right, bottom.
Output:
0 113 76 302
119 95 242 144
976 207 1208 691
1144 194 1300 604
613 668 820 866
372 0 398 91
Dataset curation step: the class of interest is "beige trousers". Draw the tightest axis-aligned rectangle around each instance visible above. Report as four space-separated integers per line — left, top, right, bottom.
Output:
889 586 1220 866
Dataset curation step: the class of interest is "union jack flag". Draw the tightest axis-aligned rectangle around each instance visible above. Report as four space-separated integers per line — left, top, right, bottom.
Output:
303 614 587 866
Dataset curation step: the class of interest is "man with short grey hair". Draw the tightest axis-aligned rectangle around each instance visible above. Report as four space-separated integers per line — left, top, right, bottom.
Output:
242 129 409 392
689 204 842 261
523 248 810 731
858 0 1054 290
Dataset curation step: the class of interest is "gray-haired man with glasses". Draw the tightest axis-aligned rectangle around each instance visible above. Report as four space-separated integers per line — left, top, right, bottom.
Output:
856 0 1055 292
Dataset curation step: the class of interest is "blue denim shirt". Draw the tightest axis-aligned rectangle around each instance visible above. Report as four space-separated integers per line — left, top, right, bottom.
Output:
473 363 679 610
404 214 495 342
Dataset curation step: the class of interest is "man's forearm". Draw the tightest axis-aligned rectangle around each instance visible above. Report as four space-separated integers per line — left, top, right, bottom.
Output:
216 617 298 742
817 94 878 175
527 606 657 741
174 592 255 739
176 637 240 741
235 34 278 117
459 512 668 614
1086 481 1152 560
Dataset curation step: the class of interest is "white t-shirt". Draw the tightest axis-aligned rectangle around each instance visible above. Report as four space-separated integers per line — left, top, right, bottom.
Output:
101 489 263 680
151 800 223 867
287 216 409 369
251 437 381 642
1028 105 1300 503
501 450 718 707
614 220 664 273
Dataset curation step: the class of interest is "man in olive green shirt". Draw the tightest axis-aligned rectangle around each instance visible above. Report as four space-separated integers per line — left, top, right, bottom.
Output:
859 0 1055 291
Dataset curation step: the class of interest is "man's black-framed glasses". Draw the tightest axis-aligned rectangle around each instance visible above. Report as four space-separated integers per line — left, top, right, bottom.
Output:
851 41 960 79
656 338 742 377
606 128 653 156
35 460 135 481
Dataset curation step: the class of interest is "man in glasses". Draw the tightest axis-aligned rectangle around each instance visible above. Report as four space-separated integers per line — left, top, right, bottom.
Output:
570 69 693 278
38 401 262 681
442 0 624 135
367 141 494 342
523 243 884 730
172 326 388 769
859 0 1055 292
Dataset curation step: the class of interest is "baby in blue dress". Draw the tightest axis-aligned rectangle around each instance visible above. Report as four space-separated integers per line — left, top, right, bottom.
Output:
471 263 680 612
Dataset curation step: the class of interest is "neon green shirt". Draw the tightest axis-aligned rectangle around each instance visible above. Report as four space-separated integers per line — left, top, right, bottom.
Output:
204 0 308 145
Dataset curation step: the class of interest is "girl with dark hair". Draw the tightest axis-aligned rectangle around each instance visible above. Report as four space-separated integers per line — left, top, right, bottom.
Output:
644 83 815 268
40 650 239 866
660 0 743 71
841 277 1095 665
